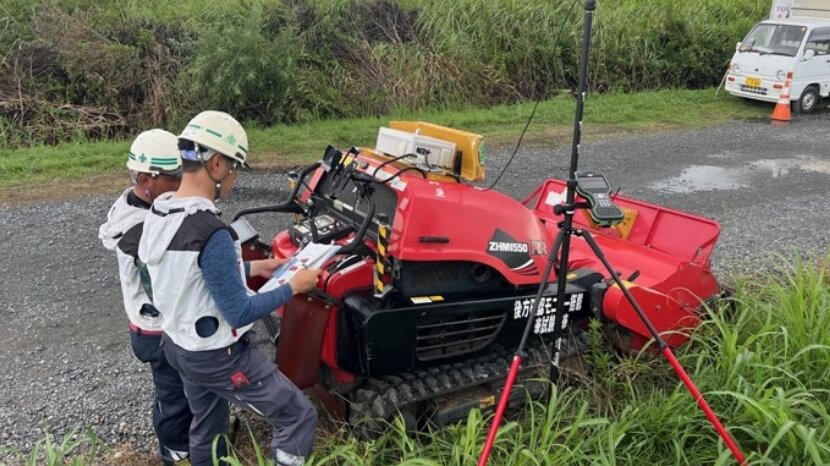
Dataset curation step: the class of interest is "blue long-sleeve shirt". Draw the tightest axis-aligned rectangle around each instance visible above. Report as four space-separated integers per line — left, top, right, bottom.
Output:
198 229 293 330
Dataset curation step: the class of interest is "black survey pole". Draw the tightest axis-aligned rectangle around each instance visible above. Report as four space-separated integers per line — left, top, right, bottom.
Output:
476 2 596 465
547 0 595 381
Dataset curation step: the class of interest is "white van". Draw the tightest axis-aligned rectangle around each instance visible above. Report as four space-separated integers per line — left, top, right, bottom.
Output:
725 1 830 113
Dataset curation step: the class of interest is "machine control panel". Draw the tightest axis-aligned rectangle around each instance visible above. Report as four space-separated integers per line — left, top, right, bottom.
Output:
290 214 347 246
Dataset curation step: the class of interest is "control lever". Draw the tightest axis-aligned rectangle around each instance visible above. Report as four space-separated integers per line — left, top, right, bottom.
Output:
322 145 343 172
333 162 356 198
306 200 320 243
323 146 345 189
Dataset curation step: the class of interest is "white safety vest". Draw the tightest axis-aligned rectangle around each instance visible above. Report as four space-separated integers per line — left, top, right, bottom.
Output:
98 189 160 331
138 194 253 351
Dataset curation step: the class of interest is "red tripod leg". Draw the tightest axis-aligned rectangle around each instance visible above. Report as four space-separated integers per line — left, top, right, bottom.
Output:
580 230 747 465
477 355 524 466
663 347 747 465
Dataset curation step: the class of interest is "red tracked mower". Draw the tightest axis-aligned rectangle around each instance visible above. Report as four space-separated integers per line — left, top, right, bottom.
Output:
230 120 728 438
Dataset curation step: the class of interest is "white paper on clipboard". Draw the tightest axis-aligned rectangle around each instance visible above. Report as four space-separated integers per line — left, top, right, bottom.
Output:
258 242 341 292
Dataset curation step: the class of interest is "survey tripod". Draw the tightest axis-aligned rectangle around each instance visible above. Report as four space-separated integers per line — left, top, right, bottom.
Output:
477 1 747 465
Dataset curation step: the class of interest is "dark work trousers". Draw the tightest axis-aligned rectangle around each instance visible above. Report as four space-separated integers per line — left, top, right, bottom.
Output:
162 333 318 466
130 330 193 465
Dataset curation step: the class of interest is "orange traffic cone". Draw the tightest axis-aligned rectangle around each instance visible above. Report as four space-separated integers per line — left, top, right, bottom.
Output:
771 71 793 124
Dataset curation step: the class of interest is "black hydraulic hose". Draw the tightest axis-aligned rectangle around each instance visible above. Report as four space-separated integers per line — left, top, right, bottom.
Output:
231 162 321 221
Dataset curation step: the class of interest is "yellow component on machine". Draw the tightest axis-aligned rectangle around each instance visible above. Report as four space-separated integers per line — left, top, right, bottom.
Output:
614 207 639 239
479 395 496 408
390 120 486 181
374 221 391 297
584 206 639 239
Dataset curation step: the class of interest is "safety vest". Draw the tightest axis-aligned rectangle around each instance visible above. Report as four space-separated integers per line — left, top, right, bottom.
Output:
99 189 160 331
138 194 253 351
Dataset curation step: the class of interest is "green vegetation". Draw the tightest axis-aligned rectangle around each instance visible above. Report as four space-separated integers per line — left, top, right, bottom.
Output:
10 256 830 465
2 426 101 466
0 89 767 193
0 0 767 148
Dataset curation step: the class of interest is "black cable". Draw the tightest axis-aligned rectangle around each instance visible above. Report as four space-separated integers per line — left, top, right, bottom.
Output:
483 100 539 191
379 166 427 184
377 151 461 183
423 150 436 171
372 153 417 178
484 0 581 191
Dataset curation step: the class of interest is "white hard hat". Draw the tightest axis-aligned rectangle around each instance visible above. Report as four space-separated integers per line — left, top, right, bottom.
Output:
178 111 249 169
127 129 182 175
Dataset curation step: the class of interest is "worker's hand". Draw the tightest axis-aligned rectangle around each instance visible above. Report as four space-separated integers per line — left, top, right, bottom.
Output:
289 267 321 295
249 257 290 279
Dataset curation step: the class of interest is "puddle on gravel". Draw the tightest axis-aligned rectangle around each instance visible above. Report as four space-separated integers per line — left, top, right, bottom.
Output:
652 157 828 193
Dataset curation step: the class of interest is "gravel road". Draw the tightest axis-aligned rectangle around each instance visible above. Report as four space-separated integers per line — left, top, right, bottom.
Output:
1 113 828 459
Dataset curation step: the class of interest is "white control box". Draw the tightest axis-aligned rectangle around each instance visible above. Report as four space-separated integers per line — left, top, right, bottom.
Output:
375 127 457 171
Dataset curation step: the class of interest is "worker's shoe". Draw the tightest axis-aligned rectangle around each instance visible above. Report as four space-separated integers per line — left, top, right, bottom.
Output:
159 446 189 466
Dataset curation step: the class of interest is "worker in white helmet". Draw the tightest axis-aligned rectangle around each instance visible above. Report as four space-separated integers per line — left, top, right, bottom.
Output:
137 111 320 466
98 129 191 465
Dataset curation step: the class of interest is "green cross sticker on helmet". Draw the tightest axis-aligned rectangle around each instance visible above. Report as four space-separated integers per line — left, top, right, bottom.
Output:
179 111 249 169
127 129 182 176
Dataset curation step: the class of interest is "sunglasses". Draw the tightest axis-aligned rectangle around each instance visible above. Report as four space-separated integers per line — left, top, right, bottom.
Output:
181 145 243 171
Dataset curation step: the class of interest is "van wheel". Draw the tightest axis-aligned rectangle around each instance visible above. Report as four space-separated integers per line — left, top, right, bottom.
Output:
793 85 820 114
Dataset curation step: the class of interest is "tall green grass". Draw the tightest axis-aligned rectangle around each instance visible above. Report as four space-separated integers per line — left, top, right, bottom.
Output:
11 256 830 465
0 0 767 148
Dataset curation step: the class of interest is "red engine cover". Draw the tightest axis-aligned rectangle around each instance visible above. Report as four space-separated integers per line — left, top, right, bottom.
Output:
360 158 555 284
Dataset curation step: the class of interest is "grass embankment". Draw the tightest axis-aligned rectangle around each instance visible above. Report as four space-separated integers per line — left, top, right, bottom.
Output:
0 89 767 203
9 257 830 465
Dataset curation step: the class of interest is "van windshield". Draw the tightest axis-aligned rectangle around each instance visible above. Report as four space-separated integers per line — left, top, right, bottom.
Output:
741 24 806 57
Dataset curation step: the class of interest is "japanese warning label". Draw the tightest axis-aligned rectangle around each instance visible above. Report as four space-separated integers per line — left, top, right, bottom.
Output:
512 293 584 335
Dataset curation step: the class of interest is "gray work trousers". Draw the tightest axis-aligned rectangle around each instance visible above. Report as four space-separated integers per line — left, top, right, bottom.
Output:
162 333 317 466
130 330 192 465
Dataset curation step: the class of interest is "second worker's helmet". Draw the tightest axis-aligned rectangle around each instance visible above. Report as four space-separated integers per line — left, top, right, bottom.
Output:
127 129 182 176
